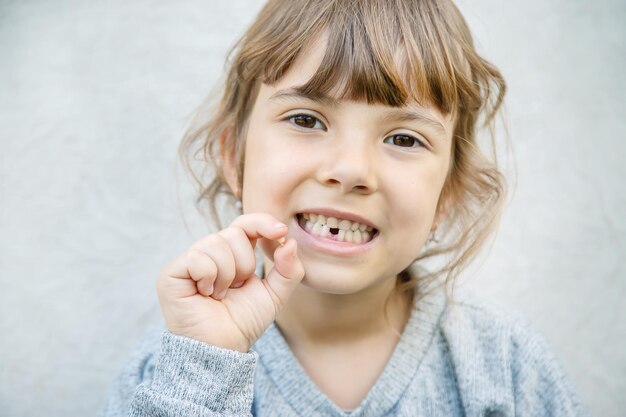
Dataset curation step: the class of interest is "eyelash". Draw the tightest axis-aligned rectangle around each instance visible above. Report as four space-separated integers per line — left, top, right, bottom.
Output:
285 113 426 149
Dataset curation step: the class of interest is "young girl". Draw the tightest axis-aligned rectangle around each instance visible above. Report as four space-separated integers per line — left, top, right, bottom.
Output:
101 0 590 415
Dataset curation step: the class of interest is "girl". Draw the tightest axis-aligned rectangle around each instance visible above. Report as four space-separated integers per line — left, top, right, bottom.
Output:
101 0 590 416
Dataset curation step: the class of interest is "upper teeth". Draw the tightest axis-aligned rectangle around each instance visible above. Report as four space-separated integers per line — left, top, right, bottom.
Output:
302 213 374 232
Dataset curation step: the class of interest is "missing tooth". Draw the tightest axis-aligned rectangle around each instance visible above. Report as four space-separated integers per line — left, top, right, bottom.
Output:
330 228 339 235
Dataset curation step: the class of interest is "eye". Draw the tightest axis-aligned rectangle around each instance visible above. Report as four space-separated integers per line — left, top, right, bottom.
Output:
286 113 326 131
384 134 425 149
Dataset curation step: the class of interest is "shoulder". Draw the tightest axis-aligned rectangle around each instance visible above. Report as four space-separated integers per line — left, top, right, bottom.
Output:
99 321 166 416
435 289 591 416
443 290 570 373
443 289 539 347
117 321 168 383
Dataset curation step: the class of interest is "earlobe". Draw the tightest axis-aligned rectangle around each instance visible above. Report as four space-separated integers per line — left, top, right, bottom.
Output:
219 128 239 198
433 192 452 231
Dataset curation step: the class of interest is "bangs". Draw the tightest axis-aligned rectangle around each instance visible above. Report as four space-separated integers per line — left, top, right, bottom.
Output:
241 0 475 115
181 0 507 288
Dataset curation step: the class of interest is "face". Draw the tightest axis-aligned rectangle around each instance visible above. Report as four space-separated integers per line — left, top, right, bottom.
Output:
236 36 454 295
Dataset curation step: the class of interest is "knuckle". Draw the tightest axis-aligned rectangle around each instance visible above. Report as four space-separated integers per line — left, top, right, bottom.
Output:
192 233 223 251
205 233 225 246
230 213 250 226
240 261 256 277
232 212 275 226
186 248 210 263
185 249 200 260
217 226 245 244
211 233 230 247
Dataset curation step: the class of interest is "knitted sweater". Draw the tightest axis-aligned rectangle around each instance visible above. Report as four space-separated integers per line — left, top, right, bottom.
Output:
99 286 591 416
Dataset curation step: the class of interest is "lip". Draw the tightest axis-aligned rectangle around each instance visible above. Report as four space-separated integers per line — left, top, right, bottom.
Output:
296 207 378 230
291 214 380 257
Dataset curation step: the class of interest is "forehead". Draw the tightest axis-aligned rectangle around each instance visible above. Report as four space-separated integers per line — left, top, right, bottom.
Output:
258 33 454 134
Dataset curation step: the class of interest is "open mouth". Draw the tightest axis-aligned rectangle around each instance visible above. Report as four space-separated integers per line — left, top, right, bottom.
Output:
295 213 379 244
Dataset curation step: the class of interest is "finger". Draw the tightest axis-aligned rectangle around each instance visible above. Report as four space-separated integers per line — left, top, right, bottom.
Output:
186 249 218 296
159 237 232 299
161 213 288 301
229 212 289 249
263 238 305 311
195 234 236 300
216 226 257 287
217 213 290 298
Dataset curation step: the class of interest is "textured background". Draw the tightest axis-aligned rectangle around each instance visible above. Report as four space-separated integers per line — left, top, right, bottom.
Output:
1 0 624 416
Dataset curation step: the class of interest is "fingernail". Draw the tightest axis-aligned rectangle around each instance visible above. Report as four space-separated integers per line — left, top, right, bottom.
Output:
216 289 227 299
274 222 288 229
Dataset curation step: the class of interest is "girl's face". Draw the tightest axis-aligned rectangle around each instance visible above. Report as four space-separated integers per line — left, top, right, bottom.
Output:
239 37 455 295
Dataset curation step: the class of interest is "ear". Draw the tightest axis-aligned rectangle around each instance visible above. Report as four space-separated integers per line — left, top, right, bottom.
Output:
219 128 239 198
432 188 452 231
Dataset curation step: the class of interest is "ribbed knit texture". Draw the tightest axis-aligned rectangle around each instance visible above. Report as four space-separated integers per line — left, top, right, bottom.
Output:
99 286 592 416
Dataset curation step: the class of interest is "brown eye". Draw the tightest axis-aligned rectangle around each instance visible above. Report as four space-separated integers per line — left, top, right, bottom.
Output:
385 134 424 148
288 114 326 130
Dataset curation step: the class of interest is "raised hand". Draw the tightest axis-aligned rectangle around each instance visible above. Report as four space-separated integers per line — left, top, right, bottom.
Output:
156 213 305 352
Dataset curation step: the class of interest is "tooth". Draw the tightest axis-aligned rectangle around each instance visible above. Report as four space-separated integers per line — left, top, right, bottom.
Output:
317 214 326 225
303 213 310 220
350 222 359 231
303 217 371 244
310 213 318 223
338 219 352 230
326 217 338 228
366 226 373 232
359 224 367 232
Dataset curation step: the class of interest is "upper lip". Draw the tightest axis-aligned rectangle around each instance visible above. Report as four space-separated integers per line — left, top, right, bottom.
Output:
297 207 378 230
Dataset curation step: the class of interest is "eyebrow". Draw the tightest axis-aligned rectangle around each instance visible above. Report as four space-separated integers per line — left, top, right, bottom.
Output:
380 109 447 138
268 88 341 108
268 88 447 138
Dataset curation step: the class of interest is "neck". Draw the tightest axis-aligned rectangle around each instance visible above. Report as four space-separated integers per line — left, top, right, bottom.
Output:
264 258 414 348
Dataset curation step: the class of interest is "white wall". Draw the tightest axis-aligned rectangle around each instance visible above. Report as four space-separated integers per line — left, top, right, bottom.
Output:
0 1 623 416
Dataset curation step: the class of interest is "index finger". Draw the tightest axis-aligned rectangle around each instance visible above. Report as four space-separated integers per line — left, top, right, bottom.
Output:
229 212 289 248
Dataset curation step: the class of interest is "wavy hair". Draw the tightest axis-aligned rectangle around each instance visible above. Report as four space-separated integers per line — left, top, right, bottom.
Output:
178 0 509 322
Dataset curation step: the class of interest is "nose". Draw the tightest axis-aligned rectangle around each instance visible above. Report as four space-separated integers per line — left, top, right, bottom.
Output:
315 135 378 194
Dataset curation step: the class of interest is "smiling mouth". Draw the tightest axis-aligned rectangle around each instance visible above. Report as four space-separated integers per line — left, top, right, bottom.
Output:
295 213 379 244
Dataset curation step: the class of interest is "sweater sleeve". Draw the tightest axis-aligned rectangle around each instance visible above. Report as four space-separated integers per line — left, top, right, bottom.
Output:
510 319 592 417
99 326 258 417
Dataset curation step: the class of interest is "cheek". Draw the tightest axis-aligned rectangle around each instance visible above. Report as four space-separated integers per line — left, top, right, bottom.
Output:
385 162 445 239
247 127 322 184
242 136 307 212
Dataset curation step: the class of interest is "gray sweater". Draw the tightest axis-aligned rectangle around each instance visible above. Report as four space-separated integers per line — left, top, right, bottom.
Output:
99 286 591 416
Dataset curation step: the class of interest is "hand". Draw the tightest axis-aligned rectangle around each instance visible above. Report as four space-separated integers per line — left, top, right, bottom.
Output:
156 213 304 352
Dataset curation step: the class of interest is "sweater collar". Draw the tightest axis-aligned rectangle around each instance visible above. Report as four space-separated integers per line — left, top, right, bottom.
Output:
252 278 448 417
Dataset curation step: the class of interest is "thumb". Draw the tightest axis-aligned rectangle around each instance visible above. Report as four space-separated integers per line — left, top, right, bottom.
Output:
263 238 305 310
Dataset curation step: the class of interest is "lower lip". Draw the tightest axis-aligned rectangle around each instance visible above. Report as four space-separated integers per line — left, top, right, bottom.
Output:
291 215 379 257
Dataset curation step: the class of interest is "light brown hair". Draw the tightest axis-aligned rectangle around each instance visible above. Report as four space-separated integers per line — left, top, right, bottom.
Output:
179 0 508 308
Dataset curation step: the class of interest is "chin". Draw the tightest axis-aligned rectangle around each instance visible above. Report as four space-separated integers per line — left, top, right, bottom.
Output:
300 277 362 295
298 266 378 295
